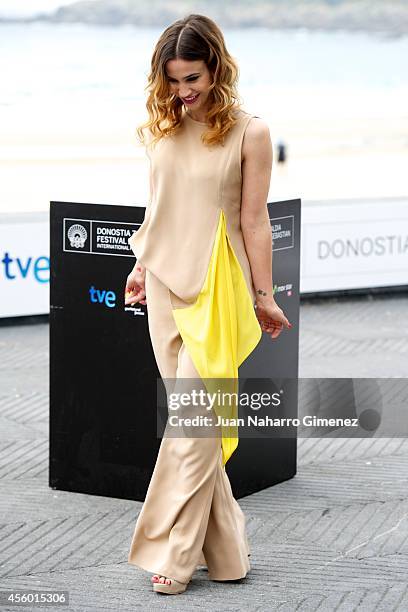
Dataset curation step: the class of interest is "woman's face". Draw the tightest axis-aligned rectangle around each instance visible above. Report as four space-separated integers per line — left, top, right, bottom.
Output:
165 58 213 113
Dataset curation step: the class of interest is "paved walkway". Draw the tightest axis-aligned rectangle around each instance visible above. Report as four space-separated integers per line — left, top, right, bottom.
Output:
0 292 407 611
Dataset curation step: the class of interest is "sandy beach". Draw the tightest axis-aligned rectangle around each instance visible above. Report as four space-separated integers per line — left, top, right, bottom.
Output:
1 115 407 214
1 20 407 214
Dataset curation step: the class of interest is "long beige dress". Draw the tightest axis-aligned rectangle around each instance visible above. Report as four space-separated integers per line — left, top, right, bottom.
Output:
127 108 262 584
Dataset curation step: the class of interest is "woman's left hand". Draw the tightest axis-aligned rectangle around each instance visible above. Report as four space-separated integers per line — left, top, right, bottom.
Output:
255 296 292 339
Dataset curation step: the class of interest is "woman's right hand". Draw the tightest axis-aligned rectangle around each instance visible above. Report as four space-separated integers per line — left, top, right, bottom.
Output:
124 262 147 306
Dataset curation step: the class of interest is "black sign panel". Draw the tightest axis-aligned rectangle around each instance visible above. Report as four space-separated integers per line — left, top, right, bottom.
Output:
50 201 160 500
50 199 301 501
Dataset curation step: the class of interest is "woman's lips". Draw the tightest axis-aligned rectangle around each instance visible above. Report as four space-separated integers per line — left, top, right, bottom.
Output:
183 93 199 105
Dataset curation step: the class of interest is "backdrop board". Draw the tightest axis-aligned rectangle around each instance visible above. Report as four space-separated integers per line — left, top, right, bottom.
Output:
3 196 407 320
300 196 408 295
49 199 300 501
0 211 49 318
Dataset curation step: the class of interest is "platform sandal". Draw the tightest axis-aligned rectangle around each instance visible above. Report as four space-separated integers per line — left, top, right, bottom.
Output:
152 576 188 595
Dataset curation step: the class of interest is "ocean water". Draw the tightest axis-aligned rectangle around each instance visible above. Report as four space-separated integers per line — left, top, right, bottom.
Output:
0 22 407 210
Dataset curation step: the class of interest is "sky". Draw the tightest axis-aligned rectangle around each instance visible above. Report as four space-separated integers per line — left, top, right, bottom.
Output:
0 1 72 17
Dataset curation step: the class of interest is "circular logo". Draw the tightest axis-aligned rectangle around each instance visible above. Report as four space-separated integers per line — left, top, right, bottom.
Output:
68 224 87 249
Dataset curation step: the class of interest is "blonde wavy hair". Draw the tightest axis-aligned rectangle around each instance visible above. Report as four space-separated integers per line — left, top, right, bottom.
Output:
135 14 244 149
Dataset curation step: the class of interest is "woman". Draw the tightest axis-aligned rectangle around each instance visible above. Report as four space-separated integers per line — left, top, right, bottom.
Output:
124 14 291 595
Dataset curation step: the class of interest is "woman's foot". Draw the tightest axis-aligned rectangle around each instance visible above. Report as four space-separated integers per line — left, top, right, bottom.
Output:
151 574 165 583
152 575 188 594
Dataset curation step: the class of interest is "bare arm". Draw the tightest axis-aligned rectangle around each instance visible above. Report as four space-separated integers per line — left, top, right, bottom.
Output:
240 117 274 301
240 118 291 336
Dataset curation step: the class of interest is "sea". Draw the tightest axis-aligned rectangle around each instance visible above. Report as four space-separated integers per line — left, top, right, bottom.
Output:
1 22 407 212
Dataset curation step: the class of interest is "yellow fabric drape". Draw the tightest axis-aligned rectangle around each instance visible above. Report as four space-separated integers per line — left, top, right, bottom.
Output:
172 209 262 465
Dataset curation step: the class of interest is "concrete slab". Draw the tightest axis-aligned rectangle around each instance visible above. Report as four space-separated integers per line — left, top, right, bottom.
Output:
0 293 407 610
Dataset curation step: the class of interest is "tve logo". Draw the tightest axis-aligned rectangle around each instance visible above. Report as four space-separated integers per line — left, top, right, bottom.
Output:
1 252 49 283
89 286 116 308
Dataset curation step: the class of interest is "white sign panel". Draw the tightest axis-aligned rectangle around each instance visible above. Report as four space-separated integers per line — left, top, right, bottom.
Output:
1 199 408 318
0 212 49 318
300 198 408 293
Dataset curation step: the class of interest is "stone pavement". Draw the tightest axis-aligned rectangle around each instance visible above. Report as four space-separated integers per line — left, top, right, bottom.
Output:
0 292 407 611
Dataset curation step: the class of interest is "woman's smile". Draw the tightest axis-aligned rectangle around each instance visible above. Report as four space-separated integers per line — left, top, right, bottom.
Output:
182 93 200 105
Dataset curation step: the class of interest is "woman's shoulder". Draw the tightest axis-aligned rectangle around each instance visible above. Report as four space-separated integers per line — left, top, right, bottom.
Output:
235 107 265 123
140 125 156 159
241 113 271 162
241 111 270 138
141 125 154 143
232 108 252 122
233 109 268 132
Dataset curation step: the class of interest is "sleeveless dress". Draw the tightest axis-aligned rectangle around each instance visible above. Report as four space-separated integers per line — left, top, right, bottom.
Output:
128 109 262 465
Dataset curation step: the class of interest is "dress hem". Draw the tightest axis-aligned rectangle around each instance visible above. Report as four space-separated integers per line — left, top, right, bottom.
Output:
127 555 251 583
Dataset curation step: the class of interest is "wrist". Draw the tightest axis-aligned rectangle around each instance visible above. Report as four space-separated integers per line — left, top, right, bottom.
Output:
255 291 276 306
135 262 146 275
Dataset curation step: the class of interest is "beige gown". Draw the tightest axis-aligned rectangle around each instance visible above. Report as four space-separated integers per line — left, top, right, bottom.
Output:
127 108 261 584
